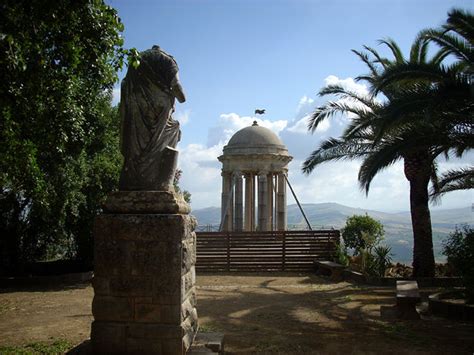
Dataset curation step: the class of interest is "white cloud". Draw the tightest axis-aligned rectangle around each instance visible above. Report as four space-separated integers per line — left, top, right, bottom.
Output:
287 114 330 134
175 109 191 125
220 113 287 136
324 75 370 97
178 142 224 208
112 87 121 106
296 95 314 114
287 157 408 211
207 112 287 147
287 77 371 138
287 159 366 208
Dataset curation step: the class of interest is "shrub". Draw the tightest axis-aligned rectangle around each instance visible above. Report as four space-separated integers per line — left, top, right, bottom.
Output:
443 226 474 303
342 214 385 254
358 245 392 278
372 245 393 277
334 242 350 267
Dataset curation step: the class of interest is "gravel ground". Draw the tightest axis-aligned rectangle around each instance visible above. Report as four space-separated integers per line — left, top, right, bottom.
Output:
0 272 473 354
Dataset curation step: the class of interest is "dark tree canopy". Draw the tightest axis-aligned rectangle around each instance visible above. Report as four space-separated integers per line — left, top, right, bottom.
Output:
0 0 130 270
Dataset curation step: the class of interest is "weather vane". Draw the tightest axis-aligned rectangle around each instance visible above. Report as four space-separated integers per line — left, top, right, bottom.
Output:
254 109 266 115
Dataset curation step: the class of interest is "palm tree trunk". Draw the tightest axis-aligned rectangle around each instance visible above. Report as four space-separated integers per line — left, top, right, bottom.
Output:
404 153 435 277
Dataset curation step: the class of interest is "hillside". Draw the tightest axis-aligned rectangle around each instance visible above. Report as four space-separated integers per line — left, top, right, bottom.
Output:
192 203 472 263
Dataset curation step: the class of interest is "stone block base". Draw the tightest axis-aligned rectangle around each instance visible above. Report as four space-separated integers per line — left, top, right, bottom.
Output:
91 191 198 354
91 321 189 353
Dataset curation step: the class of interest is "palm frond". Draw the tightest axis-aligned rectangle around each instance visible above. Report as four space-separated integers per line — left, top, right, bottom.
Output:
373 75 472 139
378 38 405 64
302 138 374 174
355 74 377 85
351 49 379 78
342 110 380 140
445 8 474 44
422 29 473 65
410 34 430 63
358 138 404 193
319 84 375 108
372 62 457 95
429 161 442 205
363 45 391 68
308 100 370 133
428 47 452 66
430 166 474 198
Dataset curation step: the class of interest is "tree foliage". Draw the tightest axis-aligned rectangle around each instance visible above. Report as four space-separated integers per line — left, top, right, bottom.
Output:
443 226 474 303
174 169 192 204
302 8 473 277
342 214 385 253
372 8 474 197
0 0 128 271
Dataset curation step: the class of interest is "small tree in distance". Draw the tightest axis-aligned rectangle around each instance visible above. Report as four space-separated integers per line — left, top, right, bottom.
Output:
342 214 391 277
342 214 385 255
174 169 191 204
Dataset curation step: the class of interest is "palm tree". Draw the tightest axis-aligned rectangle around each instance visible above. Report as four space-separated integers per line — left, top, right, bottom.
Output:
305 9 474 276
372 8 473 195
303 36 450 277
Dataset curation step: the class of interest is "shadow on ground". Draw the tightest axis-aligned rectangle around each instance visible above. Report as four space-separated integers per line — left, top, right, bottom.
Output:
196 273 474 354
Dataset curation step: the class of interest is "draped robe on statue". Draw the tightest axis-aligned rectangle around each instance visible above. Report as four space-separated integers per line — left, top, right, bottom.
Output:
119 46 185 191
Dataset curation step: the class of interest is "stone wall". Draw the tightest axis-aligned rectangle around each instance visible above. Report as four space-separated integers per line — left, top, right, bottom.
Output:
91 191 198 354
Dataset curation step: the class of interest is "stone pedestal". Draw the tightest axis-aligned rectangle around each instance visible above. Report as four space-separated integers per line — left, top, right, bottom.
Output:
91 191 198 354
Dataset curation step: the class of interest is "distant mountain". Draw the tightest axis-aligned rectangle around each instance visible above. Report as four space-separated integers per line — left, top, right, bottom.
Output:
191 203 473 263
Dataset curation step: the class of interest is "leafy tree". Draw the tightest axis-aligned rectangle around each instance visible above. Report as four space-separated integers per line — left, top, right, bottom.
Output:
443 226 474 303
342 214 384 253
0 0 129 271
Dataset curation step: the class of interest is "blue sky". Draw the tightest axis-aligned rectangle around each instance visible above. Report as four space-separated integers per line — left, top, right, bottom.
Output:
107 0 473 212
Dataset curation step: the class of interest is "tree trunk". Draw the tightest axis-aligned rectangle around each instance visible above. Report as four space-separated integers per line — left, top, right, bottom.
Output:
404 153 435 277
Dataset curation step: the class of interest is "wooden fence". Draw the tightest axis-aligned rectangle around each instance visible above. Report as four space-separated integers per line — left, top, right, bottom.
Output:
196 230 340 272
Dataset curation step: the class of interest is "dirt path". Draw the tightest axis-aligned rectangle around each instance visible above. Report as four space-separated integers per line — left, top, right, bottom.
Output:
1 273 473 354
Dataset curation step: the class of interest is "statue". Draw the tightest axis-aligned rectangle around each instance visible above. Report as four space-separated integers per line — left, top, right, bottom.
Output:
119 45 186 191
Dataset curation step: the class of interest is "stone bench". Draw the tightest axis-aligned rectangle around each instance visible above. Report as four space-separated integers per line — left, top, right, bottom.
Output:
396 280 421 320
314 261 345 282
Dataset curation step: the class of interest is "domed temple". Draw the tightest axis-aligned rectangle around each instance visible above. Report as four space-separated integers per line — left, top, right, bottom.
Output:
218 121 292 231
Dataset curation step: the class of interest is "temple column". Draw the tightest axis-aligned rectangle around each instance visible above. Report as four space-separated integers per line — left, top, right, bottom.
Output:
276 172 287 231
257 174 268 231
220 171 233 231
266 172 274 231
234 173 243 231
244 173 255 231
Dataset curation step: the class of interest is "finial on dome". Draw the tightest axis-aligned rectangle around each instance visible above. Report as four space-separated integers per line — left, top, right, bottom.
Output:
252 121 258 126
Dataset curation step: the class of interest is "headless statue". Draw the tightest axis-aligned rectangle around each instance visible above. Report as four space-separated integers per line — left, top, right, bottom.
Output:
119 45 186 191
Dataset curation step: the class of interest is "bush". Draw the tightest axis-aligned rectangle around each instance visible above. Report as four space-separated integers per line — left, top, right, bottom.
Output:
372 245 393 277
356 245 392 278
334 242 350 267
443 226 474 303
342 214 385 254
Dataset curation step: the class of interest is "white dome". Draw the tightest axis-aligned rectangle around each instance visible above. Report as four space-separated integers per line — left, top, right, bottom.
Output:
223 121 289 156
